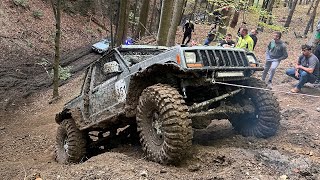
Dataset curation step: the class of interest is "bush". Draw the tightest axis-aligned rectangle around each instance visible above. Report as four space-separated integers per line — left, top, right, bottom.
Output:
33 10 44 19
13 0 28 8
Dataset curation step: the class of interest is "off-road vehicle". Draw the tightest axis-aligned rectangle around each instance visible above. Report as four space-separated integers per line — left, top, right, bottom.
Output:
55 45 280 165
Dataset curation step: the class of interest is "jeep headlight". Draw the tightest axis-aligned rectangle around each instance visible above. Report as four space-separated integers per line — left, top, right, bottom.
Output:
184 52 196 64
184 51 203 68
247 55 258 67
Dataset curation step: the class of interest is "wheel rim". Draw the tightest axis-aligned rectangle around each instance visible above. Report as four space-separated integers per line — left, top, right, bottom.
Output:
149 110 163 146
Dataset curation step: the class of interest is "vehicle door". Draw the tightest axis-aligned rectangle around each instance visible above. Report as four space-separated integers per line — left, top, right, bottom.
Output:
88 52 128 121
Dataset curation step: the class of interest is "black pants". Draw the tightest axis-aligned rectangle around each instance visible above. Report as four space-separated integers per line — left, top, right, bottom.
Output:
182 33 192 45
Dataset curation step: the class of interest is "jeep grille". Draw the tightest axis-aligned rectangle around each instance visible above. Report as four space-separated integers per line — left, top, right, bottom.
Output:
196 50 249 67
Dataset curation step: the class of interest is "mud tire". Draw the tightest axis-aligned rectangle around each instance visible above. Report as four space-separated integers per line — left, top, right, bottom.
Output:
136 84 193 164
229 78 280 138
55 119 87 164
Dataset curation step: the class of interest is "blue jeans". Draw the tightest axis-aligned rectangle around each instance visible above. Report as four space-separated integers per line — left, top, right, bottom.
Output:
286 68 317 89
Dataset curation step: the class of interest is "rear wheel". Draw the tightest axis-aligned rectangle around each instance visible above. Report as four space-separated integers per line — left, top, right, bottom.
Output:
55 118 87 164
136 84 193 164
229 78 280 138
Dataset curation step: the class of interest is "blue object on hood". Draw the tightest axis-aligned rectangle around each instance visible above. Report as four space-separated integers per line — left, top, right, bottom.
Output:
125 38 134 45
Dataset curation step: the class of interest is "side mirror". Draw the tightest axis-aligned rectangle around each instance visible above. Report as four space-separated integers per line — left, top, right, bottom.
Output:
103 61 121 74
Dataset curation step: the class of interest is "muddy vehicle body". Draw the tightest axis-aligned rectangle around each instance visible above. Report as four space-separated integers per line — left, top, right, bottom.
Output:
55 45 280 164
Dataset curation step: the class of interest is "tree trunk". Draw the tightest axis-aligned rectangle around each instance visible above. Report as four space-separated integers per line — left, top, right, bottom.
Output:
136 0 150 39
50 0 62 98
304 0 320 35
218 8 233 38
230 10 240 28
190 0 198 20
167 0 184 46
284 0 298 27
307 0 315 15
267 0 275 24
155 0 162 34
177 0 187 27
116 0 129 46
131 0 139 36
110 0 115 48
148 0 157 33
157 0 174 46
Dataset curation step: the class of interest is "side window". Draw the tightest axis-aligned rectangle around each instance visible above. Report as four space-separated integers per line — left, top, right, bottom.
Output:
93 54 121 87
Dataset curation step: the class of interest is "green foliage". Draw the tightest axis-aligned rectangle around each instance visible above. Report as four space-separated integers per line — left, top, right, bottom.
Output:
13 0 28 8
36 58 72 81
33 10 44 19
52 66 72 81
258 22 288 32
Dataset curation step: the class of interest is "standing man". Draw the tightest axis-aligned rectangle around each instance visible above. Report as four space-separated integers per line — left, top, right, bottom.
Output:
249 29 258 50
235 28 254 51
286 45 319 93
262 31 288 89
182 20 195 45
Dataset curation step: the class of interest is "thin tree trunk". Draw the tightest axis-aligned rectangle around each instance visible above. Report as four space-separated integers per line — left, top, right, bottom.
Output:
131 0 139 36
304 0 320 35
136 0 150 39
307 0 315 15
218 8 233 37
267 0 275 24
284 0 298 27
50 0 62 98
167 0 184 46
110 0 114 48
157 0 174 46
190 0 198 20
148 0 157 33
230 10 239 28
116 0 129 46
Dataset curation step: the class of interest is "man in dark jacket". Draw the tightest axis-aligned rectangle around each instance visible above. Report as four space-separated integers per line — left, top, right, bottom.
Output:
249 29 258 50
182 20 195 45
262 31 288 89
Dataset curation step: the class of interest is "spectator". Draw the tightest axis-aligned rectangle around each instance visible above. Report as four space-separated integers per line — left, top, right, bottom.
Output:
286 44 319 93
182 20 195 45
219 34 235 48
262 31 288 89
204 29 216 46
313 42 320 83
237 22 247 37
249 29 258 50
235 28 254 51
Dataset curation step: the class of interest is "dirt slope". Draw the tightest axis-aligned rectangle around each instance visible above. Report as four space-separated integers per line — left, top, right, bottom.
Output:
1 1 320 180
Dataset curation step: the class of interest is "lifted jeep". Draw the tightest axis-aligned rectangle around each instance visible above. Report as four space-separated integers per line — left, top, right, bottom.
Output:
55 45 280 165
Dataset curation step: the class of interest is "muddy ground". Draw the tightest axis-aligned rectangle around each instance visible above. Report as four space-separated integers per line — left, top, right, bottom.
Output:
1 2 320 180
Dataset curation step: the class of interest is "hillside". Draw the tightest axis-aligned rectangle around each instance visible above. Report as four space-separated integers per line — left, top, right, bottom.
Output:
1 0 320 179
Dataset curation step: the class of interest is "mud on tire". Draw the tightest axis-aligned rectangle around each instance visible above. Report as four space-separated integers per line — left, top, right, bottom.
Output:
229 78 280 138
55 118 87 164
136 84 193 164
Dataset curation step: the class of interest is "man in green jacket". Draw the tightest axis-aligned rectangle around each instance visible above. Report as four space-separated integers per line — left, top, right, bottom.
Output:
236 28 254 51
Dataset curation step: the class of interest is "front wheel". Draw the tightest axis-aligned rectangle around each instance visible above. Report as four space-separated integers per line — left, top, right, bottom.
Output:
229 78 280 138
55 118 87 164
136 84 193 164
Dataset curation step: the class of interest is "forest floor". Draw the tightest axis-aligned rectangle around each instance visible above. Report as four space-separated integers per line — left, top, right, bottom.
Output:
1 1 320 179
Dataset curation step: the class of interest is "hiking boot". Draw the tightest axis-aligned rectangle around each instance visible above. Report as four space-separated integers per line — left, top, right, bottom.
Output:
267 82 272 89
290 87 300 93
